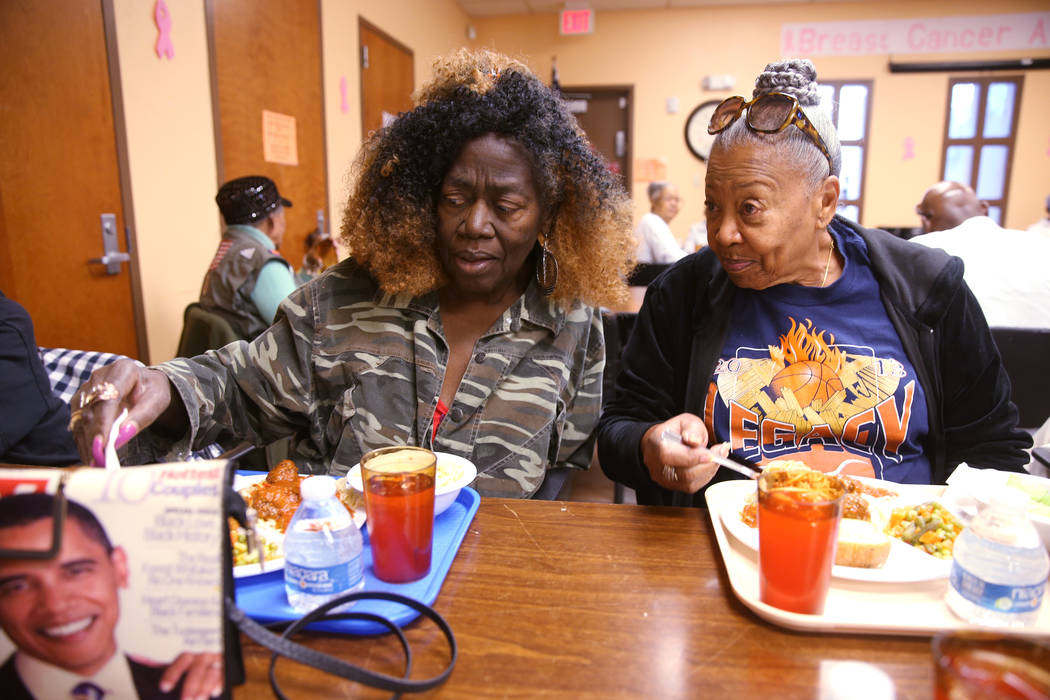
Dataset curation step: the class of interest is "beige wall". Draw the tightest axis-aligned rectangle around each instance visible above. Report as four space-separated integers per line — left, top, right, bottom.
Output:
111 1 1048 360
321 0 471 245
112 0 218 363
113 0 469 362
473 1 1050 242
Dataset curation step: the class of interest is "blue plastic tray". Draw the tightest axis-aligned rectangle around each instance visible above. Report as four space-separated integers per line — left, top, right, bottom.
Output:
234 486 480 635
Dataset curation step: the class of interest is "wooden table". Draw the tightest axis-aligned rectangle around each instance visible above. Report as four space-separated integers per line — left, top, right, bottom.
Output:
234 499 936 699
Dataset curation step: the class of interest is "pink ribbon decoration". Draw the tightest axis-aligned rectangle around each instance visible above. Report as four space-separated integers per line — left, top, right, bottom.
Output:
902 137 915 161
340 76 349 114
155 0 175 60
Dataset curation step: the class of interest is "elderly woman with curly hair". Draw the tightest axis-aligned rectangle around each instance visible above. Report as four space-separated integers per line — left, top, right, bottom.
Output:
598 58 1030 507
69 49 635 498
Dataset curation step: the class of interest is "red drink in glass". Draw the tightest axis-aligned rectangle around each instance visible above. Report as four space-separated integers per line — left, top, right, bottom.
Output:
757 468 844 615
933 633 1050 700
361 447 436 583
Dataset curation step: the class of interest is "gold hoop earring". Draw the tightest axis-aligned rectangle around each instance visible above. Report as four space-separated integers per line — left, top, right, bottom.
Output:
536 240 558 296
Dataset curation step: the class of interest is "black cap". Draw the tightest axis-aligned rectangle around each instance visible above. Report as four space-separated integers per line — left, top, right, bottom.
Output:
215 176 293 225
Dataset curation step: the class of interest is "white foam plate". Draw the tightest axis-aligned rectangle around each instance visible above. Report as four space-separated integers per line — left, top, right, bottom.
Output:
719 480 953 583
231 473 366 578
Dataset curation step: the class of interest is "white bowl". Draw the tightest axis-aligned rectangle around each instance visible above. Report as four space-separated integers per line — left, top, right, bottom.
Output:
972 471 1050 553
345 451 477 517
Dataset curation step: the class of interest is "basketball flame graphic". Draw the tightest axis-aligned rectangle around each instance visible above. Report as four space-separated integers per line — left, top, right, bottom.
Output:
769 319 845 409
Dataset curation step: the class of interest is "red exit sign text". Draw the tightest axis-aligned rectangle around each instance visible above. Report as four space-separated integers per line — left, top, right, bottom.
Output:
560 9 594 35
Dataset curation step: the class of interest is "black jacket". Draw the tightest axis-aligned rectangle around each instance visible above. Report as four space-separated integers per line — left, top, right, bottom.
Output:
597 217 1031 506
0 292 79 466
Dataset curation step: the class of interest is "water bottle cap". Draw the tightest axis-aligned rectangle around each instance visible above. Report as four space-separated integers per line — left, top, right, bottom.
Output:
987 487 1029 515
300 475 336 500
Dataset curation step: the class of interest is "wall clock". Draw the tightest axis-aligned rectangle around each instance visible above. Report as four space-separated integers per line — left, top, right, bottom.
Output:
684 99 722 162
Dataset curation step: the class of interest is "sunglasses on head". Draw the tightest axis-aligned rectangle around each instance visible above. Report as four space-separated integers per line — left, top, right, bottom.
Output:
707 92 833 175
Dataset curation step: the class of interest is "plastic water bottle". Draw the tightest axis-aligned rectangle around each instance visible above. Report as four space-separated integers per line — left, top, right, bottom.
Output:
946 488 1049 627
283 475 364 613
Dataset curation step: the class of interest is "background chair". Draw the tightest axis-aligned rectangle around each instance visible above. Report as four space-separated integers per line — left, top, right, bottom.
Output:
991 327 1050 431
176 302 241 358
626 263 669 287
175 302 287 469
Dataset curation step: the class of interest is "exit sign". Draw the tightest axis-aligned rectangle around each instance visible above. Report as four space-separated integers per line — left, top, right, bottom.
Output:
560 8 594 35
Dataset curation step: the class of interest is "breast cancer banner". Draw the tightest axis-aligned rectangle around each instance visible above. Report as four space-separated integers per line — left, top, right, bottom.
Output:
782 12 1050 56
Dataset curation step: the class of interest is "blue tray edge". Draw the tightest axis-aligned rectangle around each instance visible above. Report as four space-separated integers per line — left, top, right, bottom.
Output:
234 486 480 635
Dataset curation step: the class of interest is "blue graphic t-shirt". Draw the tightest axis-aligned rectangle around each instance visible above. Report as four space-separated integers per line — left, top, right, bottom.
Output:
705 221 931 483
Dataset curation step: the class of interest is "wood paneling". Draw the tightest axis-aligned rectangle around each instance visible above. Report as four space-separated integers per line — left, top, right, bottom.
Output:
209 0 328 272
0 0 138 356
359 19 414 140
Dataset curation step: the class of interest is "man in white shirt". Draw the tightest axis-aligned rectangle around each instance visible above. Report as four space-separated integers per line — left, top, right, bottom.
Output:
913 181 1050 329
0 494 220 699
634 181 686 263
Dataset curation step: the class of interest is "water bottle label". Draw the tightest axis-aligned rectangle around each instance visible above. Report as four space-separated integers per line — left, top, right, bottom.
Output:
284 555 362 596
949 561 1047 614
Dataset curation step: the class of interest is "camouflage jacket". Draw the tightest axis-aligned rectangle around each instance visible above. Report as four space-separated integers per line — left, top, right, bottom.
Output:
155 258 605 498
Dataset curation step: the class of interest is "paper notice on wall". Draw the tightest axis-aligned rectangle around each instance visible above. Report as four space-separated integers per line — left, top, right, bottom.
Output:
634 157 667 182
262 110 299 166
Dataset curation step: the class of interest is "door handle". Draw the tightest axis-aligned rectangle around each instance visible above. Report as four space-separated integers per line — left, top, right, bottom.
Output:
88 213 129 275
89 252 131 267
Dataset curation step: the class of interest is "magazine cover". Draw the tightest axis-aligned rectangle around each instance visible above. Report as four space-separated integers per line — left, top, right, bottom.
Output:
0 462 227 699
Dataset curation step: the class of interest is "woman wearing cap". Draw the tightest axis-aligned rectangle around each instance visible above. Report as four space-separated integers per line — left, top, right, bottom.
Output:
203 175 296 338
69 49 634 498
597 58 1029 506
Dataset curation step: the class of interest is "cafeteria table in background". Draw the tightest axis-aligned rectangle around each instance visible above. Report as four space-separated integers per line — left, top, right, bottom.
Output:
235 499 939 699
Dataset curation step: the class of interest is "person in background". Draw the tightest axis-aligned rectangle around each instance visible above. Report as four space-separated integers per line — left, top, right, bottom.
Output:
199 176 296 340
682 219 708 254
294 228 335 286
913 180 985 235
0 292 79 466
1026 194 1050 235
634 181 686 263
913 181 1050 329
598 59 1029 507
0 493 220 699
68 49 635 499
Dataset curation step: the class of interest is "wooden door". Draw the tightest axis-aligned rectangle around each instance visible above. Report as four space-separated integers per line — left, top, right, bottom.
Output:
209 0 328 273
562 86 633 187
0 0 141 357
359 19 414 139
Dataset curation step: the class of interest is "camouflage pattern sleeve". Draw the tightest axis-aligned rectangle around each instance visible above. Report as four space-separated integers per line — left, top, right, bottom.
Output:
553 310 605 473
155 286 320 463
139 259 608 496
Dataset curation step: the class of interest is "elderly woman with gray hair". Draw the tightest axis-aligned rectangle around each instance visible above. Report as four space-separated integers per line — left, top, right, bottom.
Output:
634 180 685 263
598 58 1030 506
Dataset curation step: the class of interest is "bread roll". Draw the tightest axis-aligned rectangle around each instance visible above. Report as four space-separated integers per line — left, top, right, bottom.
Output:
835 518 891 568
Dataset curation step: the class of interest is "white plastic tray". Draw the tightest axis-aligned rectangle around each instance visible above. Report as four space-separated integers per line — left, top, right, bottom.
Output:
705 479 1050 636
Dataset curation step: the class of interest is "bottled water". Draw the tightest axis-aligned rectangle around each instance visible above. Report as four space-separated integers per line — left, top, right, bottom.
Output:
283 475 364 613
946 488 1048 627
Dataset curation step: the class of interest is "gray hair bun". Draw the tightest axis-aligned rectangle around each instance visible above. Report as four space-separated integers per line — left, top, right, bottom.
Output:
753 59 820 107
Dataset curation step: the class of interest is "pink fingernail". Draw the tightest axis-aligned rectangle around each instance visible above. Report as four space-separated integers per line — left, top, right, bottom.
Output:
115 421 138 449
91 436 105 467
